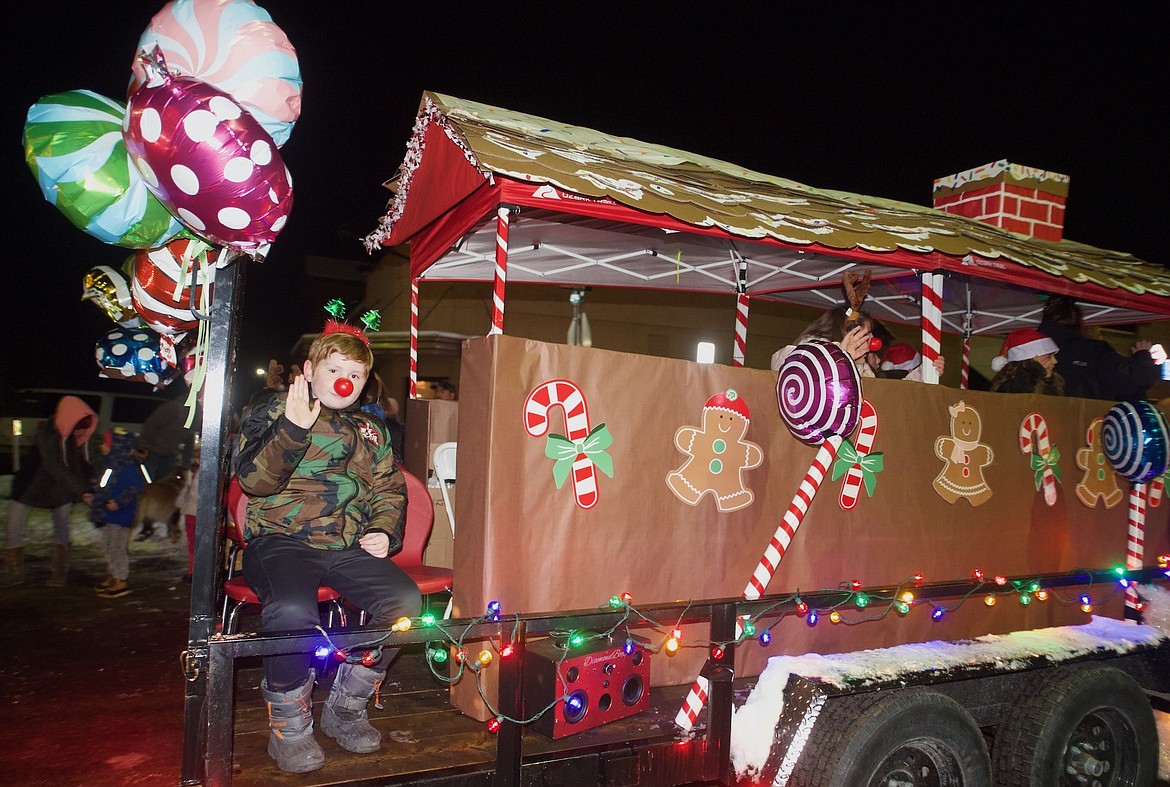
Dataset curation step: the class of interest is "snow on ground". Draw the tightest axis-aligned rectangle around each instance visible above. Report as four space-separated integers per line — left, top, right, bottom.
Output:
731 609 1170 780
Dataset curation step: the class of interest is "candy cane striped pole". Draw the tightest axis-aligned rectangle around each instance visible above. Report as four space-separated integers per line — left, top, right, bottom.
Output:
675 436 842 730
409 277 419 399
732 292 749 367
920 272 943 385
1126 484 1146 612
1020 412 1058 506
490 206 510 335
959 286 972 390
960 335 971 390
840 400 878 510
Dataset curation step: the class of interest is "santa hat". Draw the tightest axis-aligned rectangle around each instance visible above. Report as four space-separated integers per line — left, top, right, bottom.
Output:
881 342 921 372
705 389 750 422
991 329 1059 372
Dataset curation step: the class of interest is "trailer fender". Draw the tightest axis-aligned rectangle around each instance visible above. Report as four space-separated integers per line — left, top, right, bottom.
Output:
990 663 1158 786
786 689 991 787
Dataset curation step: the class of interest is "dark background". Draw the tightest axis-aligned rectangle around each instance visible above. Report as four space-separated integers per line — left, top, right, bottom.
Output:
2 4 1167 402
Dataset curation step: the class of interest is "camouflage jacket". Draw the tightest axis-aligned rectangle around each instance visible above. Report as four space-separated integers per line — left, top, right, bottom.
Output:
232 393 406 553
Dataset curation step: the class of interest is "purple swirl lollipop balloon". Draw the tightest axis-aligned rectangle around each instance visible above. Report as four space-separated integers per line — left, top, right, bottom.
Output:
777 339 862 445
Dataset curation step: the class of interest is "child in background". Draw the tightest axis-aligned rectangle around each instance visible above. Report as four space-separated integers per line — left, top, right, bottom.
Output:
177 441 201 582
90 429 148 599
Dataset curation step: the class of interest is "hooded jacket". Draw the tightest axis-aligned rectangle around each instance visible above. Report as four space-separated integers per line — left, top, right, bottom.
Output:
12 395 97 508
90 429 146 527
1039 319 1160 401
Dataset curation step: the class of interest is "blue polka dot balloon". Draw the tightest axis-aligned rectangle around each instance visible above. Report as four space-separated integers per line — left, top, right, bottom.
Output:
1102 400 1169 484
95 327 177 389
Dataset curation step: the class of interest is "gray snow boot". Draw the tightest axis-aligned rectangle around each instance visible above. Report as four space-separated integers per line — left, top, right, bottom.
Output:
261 669 325 773
320 662 386 753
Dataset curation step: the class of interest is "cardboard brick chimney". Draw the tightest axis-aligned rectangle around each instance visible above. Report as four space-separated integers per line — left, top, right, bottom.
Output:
932 160 1069 242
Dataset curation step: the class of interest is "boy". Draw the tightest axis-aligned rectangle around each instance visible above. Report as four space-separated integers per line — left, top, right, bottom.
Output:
90 429 148 598
232 326 421 774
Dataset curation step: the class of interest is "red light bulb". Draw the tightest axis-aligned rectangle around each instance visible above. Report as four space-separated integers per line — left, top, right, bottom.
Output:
868 337 883 352
333 378 354 397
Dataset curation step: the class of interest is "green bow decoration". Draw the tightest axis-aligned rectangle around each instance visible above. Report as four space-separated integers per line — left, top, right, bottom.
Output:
1029 445 1062 489
830 439 885 498
544 423 614 488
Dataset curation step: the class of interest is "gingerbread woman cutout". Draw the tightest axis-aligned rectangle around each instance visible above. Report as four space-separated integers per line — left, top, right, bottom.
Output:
1075 417 1124 508
933 401 994 506
667 389 763 512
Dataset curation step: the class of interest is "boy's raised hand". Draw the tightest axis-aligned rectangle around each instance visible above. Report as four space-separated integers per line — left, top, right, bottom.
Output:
285 372 320 429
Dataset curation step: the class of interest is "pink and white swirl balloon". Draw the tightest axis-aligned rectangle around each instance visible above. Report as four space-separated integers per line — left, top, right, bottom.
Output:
123 48 293 260
132 0 301 147
777 340 862 445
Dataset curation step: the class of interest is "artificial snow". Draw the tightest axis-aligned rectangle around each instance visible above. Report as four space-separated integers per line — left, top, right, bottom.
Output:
730 604 1169 778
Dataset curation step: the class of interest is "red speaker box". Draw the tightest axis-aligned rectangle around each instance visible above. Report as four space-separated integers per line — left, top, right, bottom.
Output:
522 634 651 739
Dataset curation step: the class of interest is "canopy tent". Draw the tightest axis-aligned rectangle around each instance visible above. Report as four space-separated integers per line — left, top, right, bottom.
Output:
366 92 1170 391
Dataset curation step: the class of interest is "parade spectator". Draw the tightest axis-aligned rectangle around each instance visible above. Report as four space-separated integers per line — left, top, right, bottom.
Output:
360 372 406 463
2 395 96 587
90 428 148 598
177 440 201 582
434 380 457 401
1038 295 1164 401
989 328 1064 396
136 393 194 482
232 325 420 773
879 341 946 382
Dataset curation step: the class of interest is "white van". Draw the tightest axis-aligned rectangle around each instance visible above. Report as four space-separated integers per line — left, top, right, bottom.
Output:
0 387 167 475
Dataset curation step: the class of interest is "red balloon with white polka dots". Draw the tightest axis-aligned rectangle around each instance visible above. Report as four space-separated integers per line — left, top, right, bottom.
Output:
122 46 293 261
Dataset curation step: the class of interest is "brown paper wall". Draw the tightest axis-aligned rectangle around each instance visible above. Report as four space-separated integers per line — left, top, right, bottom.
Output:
449 335 1167 720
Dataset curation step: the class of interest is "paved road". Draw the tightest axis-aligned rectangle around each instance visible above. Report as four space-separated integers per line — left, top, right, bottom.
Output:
1 501 190 786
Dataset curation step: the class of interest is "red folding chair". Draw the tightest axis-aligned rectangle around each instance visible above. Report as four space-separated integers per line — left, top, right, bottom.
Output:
395 469 454 618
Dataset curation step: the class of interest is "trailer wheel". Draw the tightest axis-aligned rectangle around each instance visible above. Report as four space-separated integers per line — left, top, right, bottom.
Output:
789 690 991 787
990 663 1157 787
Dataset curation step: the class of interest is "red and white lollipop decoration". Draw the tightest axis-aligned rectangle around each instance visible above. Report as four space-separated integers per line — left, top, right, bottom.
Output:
524 379 608 510
1020 412 1059 507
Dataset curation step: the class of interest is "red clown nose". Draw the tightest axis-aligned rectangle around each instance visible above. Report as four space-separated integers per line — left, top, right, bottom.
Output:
333 378 354 397
868 337 883 352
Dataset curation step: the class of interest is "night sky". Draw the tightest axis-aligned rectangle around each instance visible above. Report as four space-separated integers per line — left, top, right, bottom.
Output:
2 4 1167 398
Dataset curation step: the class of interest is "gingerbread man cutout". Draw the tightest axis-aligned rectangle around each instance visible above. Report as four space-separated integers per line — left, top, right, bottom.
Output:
1075 417 1124 508
933 401 994 506
667 389 763 512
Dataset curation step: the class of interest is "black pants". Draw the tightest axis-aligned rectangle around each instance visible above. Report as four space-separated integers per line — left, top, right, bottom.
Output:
243 534 422 690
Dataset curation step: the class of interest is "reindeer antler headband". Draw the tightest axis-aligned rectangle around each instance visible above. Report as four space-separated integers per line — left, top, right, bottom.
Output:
322 298 381 346
842 269 872 321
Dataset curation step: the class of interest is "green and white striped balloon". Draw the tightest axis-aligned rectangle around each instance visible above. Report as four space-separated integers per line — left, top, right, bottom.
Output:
24 89 186 248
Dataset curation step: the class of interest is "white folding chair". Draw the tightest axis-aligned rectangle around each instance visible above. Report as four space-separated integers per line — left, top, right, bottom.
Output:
431 441 457 618
432 442 457 537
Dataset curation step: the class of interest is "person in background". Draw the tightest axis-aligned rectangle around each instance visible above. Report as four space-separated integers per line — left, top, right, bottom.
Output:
1038 294 1165 400
177 440 201 582
233 325 420 773
878 341 946 382
2 396 96 587
90 429 148 598
136 393 194 484
433 380 457 401
989 328 1064 395
360 372 405 463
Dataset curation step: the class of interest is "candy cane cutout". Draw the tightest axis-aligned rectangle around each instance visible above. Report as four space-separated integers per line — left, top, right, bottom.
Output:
676 436 842 730
960 334 971 390
1020 412 1058 507
1126 484 1147 612
524 379 599 509
1149 477 1164 507
673 675 709 730
839 399 878 510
